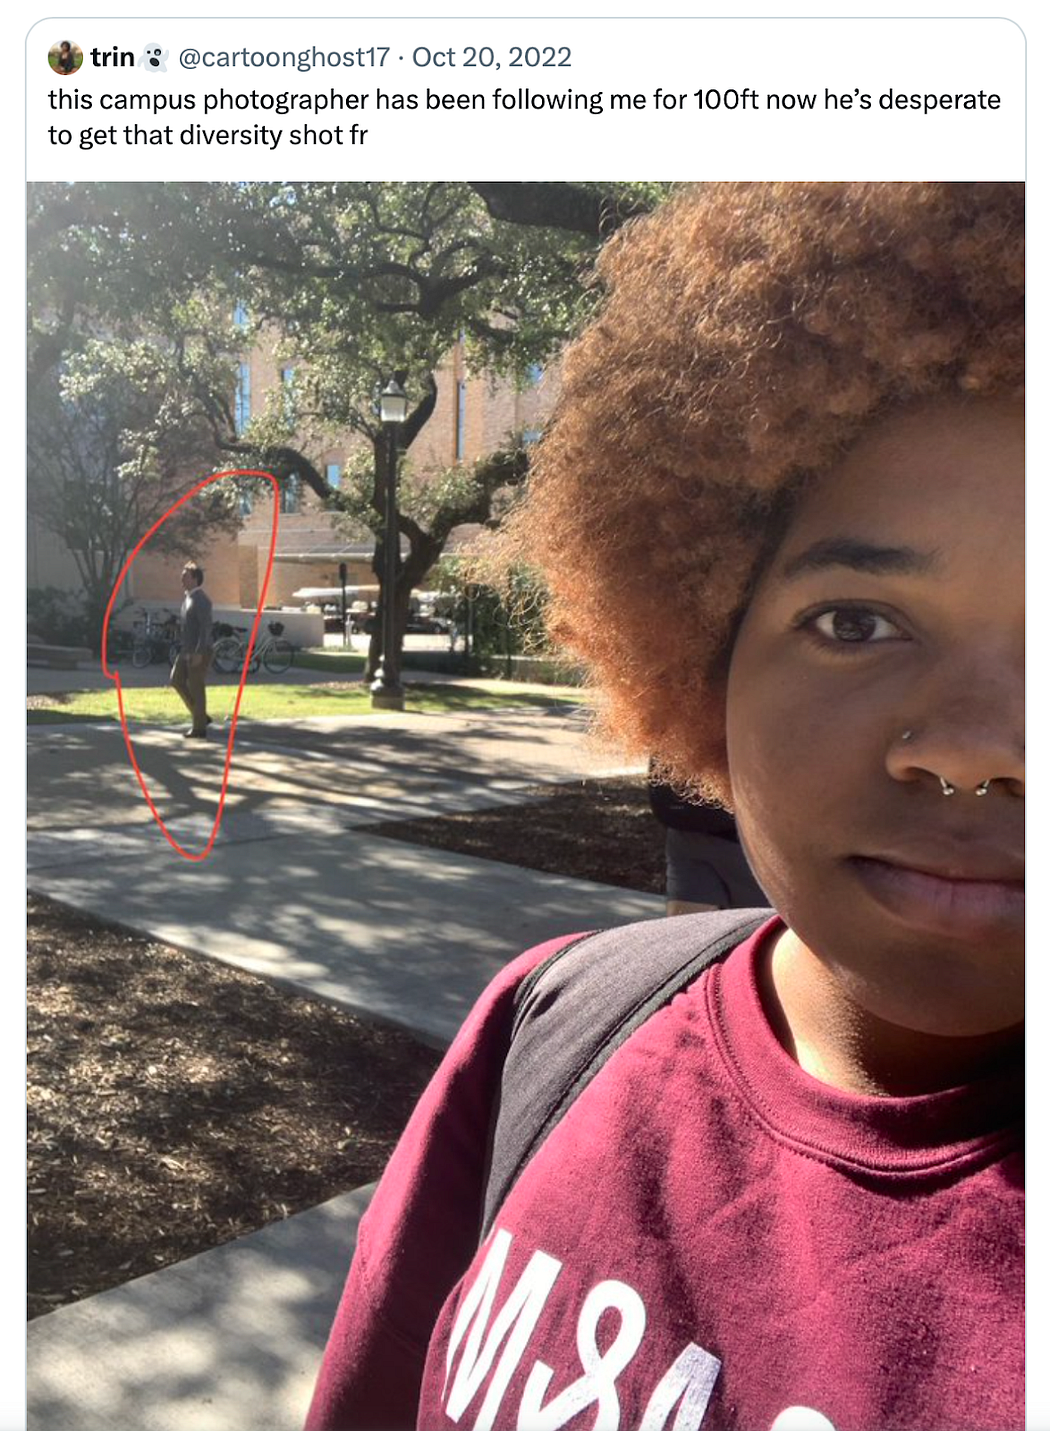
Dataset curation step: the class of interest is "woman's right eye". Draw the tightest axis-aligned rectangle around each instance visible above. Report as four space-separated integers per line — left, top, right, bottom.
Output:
808 606 905 645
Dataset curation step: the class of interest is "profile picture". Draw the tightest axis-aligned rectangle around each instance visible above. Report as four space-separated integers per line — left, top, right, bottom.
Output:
48 41 83 76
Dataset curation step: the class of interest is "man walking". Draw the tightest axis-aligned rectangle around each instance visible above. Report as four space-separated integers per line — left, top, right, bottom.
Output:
171 561 213 738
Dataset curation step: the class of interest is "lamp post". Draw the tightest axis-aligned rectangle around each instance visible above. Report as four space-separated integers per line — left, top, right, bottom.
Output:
370 378 408 710
338 561 349 649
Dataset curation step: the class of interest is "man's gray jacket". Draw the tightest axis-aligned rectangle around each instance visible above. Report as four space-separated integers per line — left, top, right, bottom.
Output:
180 587 213 656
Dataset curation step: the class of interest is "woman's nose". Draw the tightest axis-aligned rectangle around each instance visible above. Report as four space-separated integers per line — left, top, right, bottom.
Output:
885 664 1024 799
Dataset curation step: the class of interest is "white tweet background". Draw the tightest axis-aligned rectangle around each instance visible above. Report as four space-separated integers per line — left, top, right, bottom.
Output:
15 2 1039 1427
25 13 1022 178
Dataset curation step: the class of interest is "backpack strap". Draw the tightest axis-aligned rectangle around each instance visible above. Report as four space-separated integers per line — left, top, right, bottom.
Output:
481 907 772 1240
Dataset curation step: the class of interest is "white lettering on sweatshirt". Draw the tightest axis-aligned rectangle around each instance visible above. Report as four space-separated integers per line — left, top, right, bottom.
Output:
443 1228 728 1431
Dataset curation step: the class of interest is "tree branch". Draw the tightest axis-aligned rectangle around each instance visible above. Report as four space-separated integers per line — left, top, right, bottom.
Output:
468 182 652 238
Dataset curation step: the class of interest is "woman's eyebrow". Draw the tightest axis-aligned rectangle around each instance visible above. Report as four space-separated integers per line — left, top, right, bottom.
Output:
779 538 940 581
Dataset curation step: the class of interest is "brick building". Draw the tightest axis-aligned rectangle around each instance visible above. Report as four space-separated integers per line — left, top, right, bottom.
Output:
230 340 558 614
28 338 558 621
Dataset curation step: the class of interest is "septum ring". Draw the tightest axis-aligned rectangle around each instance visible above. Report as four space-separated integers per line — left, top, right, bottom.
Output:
939 777 995 797
901 733 992 797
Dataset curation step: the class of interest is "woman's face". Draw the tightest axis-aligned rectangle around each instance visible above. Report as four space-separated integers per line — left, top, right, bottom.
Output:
726 398 1024 1038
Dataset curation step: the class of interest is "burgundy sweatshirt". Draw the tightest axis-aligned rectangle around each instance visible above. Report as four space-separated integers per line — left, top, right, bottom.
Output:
306 921 1022 1431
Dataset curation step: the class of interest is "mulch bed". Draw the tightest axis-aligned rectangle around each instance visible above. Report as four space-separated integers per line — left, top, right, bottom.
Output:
28 777 665 1320
366 778 665 894
27 897 441 1320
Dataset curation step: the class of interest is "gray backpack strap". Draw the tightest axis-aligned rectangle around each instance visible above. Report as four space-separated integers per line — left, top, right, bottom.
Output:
481 908 771 1239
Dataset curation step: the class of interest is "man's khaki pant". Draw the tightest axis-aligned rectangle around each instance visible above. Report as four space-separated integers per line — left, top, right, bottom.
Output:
171 651 210 733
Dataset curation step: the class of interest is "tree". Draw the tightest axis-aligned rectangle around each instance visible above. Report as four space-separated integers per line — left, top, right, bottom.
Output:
27 181 673 671
28 337 241 646
431 549 551 675
200 181 670 675
28 182 245 396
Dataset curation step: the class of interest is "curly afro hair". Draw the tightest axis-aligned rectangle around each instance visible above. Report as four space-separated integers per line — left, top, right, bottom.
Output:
512 181 1024 803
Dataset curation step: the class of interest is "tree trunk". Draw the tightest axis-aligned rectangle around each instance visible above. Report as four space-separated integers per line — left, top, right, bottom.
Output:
364 530 444 684
365 626 382 683
363 585 416 683
83 584 114 657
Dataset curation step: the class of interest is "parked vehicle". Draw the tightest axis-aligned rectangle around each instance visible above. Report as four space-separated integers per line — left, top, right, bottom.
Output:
352 611 449 636
410 614 450 635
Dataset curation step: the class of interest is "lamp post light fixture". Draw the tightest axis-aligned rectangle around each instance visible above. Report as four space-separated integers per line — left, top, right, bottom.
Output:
370 379 409 710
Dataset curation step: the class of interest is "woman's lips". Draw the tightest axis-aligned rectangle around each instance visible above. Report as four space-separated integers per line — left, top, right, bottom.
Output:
849 855 1025 937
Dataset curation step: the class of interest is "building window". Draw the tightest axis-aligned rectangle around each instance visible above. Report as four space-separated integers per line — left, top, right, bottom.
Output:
455 380 467 460
281 365 296 423
234 362 251 434
233 302 249 328
326 462 342 490
280 473 301 515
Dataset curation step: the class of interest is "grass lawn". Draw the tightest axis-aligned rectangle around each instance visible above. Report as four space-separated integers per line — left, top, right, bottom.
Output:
27 680 582 725
285 648 367 675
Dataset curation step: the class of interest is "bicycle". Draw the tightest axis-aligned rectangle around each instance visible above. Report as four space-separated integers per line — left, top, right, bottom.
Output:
105 624 137 665
132 609 180 669
212 620 294 677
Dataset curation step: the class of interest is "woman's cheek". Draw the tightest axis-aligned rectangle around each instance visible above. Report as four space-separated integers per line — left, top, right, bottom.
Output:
729 769 795 907
726 650 840 902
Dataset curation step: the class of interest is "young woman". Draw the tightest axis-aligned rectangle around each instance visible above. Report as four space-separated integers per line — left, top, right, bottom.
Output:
305 182 1023 1431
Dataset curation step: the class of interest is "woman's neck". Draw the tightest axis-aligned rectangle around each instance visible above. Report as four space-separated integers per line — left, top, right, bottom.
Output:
759 928 1021 1097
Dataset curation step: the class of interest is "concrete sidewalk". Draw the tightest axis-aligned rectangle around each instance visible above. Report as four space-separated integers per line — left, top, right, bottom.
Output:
27 705 660 1430
28 710 655 1043
29 1188 376 1431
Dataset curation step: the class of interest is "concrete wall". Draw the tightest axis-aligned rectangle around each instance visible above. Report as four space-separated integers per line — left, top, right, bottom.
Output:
27 515 81 593
216 606 323 649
